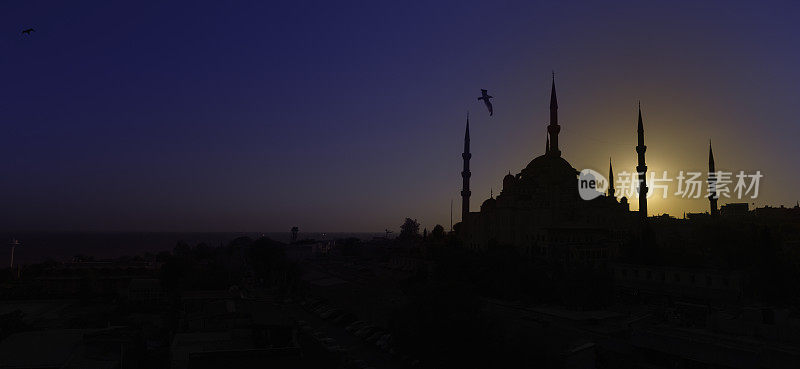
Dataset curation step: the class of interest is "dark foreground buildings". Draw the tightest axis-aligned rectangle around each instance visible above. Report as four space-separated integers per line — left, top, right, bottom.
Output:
2 78 800 369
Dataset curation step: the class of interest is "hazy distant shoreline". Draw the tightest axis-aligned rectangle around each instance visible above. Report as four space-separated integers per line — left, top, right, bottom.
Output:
0 231 385 265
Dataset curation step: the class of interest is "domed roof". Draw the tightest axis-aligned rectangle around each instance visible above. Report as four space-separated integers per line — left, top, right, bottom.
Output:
517 153 579 195
524 153 578 175
503 173 516 190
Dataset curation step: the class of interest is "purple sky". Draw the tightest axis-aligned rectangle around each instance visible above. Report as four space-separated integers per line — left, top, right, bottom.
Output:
1 1 799 232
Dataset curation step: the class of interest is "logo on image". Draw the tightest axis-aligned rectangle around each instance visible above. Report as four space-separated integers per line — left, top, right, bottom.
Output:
578 169 608 201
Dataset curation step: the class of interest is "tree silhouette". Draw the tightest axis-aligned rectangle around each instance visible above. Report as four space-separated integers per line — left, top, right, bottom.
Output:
399 218 420 241
430 224 445 241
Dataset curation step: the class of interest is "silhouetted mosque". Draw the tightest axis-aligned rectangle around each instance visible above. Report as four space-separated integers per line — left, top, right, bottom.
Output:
458 76 638 262
455 76 742 263
458 73 736 260
455 75 789 265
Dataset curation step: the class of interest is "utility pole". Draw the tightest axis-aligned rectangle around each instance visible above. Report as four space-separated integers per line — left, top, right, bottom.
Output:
9 239 21 269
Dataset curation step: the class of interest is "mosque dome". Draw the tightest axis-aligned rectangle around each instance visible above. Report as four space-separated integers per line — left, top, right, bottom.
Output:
480 197 497 212
503 173 516 191
523 154 578 178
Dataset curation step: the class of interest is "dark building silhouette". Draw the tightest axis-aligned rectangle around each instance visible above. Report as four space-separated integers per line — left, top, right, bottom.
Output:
720 202 749 217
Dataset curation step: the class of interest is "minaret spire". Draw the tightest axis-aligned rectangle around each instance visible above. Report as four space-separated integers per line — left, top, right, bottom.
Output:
547 72 561 156
608 157 616 198
708 139 715 171
461 112 472 223
637 101 644 146
636 101 648 218
708 139 718 216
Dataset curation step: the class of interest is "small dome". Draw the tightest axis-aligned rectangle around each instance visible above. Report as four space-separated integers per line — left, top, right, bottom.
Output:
503 173 516 190
620 196 628 204
480 197 497 212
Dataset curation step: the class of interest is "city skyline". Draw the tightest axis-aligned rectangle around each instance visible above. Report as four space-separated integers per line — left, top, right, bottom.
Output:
2 1 799 232
3 3 800 368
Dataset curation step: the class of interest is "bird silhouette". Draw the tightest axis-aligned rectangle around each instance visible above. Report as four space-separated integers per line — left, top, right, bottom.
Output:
478 89 494 116
21 28 35 35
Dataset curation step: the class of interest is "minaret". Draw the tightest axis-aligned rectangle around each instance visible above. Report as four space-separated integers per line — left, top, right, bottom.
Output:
547 73 561 157
608 157 616 198
450 199 453 232
636 102 648 218
545 133 550 155
461 113 472 222
708 140 718 216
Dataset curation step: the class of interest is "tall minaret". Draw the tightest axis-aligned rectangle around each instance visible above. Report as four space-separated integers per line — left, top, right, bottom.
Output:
636 102 648 218
461 113 472 222
708 140 718 216
547 73 561 157
608 157 616 198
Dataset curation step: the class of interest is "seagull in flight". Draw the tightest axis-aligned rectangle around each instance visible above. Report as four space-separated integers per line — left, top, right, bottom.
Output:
21 28 35 35
478 89 494 116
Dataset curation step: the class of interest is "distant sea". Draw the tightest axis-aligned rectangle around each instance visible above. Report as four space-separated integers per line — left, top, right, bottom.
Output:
0 232 384 265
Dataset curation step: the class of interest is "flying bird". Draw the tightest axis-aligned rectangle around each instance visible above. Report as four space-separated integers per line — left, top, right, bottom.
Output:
21 28 35 35
478 89 494 116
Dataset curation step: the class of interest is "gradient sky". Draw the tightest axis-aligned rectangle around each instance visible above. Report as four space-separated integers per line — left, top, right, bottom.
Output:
1 1 799 232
